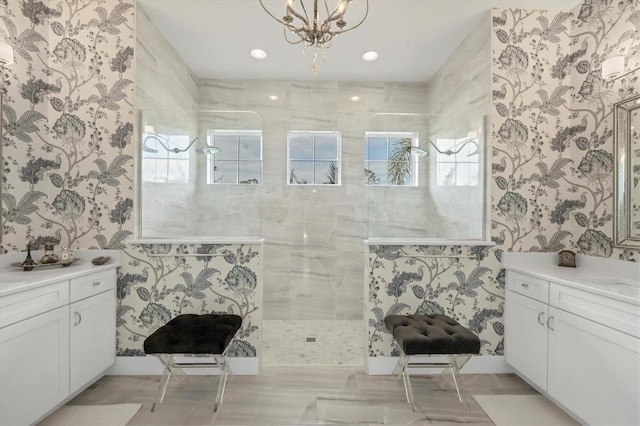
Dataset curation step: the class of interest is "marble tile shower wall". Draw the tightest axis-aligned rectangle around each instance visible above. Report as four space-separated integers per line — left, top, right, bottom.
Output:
198 81 431 323
199 81 438 364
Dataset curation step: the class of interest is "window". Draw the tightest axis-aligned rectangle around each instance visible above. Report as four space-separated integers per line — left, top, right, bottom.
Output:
141 133 190 183
435 138 480 186
288 131 341 185
208 131 262 184
364 132 418 186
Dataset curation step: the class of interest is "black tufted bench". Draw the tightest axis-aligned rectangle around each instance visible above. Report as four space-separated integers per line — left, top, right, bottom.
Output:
144 314 242 412
385 314 480 408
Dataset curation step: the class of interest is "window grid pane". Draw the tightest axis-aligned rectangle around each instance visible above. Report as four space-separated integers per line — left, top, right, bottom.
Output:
365 132 417 186
288 132 340 185
210 131 262 184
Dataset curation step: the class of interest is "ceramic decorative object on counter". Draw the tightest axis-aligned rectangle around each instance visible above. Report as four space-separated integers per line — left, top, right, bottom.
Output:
21 242 36 271
91 256 110 266
40 244 59 264
558 250 576 267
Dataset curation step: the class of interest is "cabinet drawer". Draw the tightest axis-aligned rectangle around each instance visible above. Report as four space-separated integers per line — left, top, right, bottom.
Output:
0 281 69 329
70 270 116 302
550 283 640 338
507 271 549 303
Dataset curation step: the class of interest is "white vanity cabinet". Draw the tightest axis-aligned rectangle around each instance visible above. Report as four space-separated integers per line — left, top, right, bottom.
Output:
69 270 117 393
505 267 640 425
0 304 70 426
504 272 549 389
0 252 119 426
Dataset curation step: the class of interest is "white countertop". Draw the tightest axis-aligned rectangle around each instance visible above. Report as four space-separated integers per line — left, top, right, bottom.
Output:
502 252 640 305
0 250 121 297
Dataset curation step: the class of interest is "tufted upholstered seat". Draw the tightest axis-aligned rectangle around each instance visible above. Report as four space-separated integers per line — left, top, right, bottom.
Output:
144 313 242 412
385 314 480 355
385 314 480 410
144 314 241 355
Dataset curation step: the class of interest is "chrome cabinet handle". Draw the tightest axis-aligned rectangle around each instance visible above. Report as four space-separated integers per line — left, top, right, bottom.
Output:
547 315 555 331
521 283 529 288
74 311 82 326
92 281 101 287
537 312 545 326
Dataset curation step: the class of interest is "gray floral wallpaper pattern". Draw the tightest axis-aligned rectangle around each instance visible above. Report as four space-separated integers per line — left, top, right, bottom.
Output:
1 0 135 253
491 3 639 262
368 245 503 357
1 0 261 358
117 243 261 357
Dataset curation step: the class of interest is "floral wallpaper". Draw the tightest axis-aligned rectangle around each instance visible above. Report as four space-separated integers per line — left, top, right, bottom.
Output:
368 245 503 357
368 2 640 358
492 3 639 262
1 0 135 253
117 243 261 357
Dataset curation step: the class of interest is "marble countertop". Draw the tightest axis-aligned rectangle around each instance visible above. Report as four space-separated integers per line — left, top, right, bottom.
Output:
0 250 121 297
502 252 640 305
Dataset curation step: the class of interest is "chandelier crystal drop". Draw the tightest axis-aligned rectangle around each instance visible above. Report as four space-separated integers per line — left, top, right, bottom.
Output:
259 0 369 75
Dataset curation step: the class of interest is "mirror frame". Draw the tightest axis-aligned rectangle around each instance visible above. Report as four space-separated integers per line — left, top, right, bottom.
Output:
613 94 640 249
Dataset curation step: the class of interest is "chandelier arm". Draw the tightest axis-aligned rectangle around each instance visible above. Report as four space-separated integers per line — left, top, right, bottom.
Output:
333 0 369 34
258 0 302 31
283 27 304 44
294 0 311 27
325 0 348 22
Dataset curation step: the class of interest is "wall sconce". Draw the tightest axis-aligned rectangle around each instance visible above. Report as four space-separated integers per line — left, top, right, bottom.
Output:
0 41 14 66
602 56 625 80
602 55 640 81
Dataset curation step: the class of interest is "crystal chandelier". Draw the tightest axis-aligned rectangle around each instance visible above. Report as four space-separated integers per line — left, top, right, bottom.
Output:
259 0 369 75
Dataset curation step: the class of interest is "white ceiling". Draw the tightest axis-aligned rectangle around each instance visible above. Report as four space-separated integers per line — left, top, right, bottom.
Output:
138 0 582 82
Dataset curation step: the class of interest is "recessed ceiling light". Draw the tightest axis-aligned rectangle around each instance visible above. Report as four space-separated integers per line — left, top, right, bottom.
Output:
250 49 267 60
269 95 278 101
361 51 379 62
350 96 360 102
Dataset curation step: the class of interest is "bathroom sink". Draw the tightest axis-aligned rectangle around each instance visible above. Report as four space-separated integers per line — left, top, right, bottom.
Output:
583 279 640 298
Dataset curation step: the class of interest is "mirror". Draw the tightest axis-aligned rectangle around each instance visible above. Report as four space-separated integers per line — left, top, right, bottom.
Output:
614 94 640 248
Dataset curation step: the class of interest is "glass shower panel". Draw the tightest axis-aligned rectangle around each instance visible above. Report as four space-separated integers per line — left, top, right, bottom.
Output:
139 109 262 238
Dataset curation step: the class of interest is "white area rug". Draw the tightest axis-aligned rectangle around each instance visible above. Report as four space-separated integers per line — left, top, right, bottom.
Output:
473 394 578 426
39 403 142 426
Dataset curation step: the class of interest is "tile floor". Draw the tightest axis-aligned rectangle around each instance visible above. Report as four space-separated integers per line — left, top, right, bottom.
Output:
48 367 543 425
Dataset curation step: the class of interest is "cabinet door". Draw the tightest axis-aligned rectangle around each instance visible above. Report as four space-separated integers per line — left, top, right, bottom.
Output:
0 306 70 426
505 290 548 390
548 307 640 426
69 289 116 393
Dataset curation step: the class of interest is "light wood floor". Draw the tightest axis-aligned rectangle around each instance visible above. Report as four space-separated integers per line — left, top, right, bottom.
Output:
46 367 540 425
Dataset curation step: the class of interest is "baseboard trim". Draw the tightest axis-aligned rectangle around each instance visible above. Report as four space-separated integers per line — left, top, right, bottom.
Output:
105 356 259 375
367 355 513 375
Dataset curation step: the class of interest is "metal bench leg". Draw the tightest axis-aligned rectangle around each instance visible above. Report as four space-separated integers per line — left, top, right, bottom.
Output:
399 352 416 409
151 355 174 412
448 355 471 403
213 355 230 412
